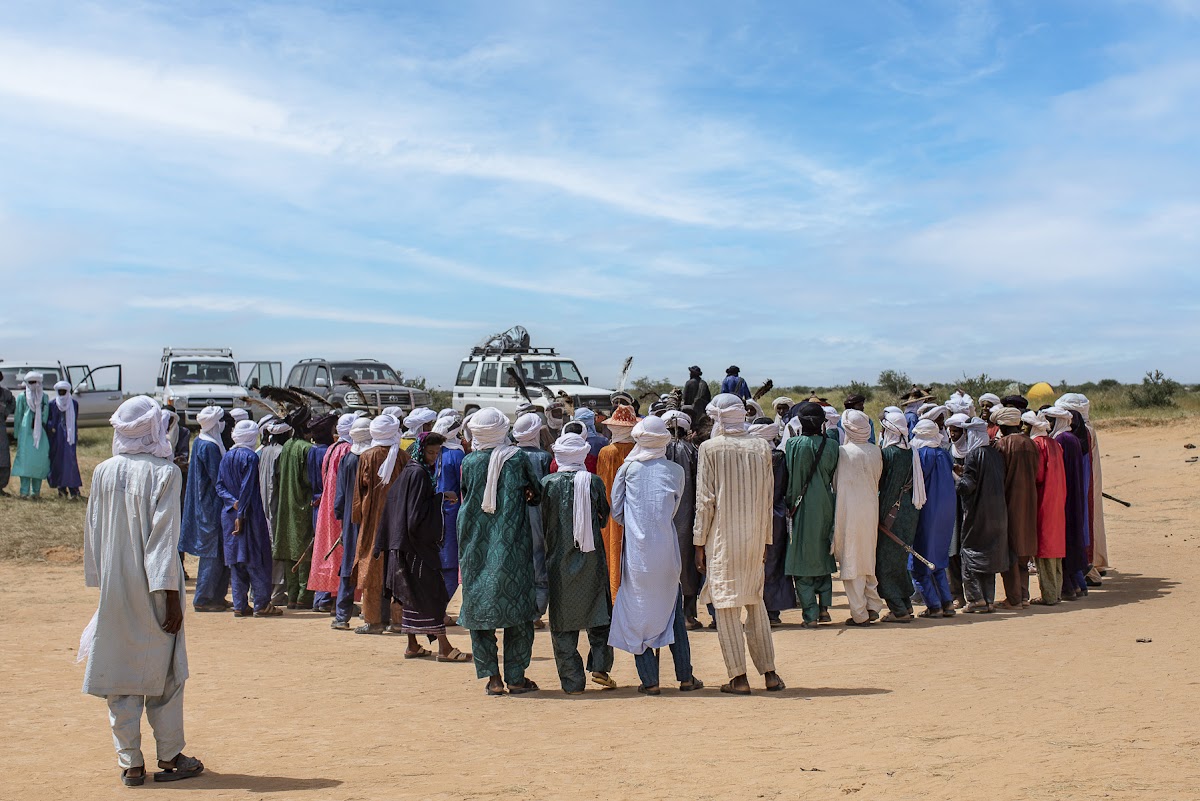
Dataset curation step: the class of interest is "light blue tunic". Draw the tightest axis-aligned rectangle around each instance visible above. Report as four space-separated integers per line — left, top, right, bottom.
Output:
608 457 685 655
12 394 51 479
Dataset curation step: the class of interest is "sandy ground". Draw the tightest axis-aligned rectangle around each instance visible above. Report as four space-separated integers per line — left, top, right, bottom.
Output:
2 420 1198 800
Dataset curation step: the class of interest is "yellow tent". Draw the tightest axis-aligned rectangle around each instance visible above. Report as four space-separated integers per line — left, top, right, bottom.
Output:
1027 382 1055 409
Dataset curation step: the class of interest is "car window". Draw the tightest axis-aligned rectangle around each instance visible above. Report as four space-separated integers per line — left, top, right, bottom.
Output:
330 363 401 383
314 364 331 386
456 362 478 386
287 365 304 385
2 369 60 390
169 362 238 385
480 362 499 387
518 360 585 385
300 365 317 386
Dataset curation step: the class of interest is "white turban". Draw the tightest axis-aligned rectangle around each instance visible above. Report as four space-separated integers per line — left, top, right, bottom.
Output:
842 409 872 444
111 396 172 459
707 393 748 436
989 405 1023 427
229 408 249 422
437 408 457 419
267 420 292 436
882 405 902 416
381 406 403 420
369 413 402 484
349 416 373 455
433 413 464 451
663 409 691 433
745 399 765 421
881 411 926 509
1044 406 1073 438
910 419 944 450
513 412 544 448
627 415 672 462
979 393 1001 408
52 380 76 446
948 415 989 459
336 412 356 444
1056 393 1091 423
748 420 781 443
196 405 226 455
403 407 437 439
773 397 794 410
467 407 519 514
23 372 45 448
552 432 595 553
231 419 259 449
1022 410 1050 439
919 404 948 423
946 391 974 417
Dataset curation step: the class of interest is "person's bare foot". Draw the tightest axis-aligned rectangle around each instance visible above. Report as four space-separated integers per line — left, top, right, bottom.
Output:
765 671 785 692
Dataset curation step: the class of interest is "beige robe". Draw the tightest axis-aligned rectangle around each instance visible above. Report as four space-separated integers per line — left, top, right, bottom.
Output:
693 433 774 609
832 441 883 581
1089 426 1108 569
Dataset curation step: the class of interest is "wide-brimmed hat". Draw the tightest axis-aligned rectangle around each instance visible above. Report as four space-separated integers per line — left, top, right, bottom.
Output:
898 385 935 405
604 404 639 428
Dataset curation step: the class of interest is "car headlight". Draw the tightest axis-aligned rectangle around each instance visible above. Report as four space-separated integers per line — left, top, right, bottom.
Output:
344 391 363 405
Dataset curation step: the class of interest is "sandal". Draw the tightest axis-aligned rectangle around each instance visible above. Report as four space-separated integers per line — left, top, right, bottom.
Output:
818 610 832 623
193 604 226 613
963 603 990 614
253 604 283 618
679 676 704 692
765 673 786 692
590 671 617 689
941 608 957 617
485 677 506 696
154 753 203 783
121 766 146 787
354 623 386 635
844 617 872 627
435 647 472 663
720 682 752 696
881 613 913 624
638 684 662 696
405 647 433 659
507 678 539 695
331 619 350 630
232 607 252 618
918 608 942 619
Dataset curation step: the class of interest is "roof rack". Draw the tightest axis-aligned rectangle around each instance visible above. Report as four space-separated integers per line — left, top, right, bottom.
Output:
162 347 234 358
469 345 558 357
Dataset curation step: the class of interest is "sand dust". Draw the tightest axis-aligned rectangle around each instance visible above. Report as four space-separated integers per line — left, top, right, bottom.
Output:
2 421 1198 800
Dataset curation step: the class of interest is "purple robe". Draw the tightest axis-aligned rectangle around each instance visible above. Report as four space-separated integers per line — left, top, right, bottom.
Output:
47 399 82 490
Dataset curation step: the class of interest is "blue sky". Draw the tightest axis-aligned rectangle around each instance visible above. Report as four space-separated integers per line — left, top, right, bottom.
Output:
1 0 1198 394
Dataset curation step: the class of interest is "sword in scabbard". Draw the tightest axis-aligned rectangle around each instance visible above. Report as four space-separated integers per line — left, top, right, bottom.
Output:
291 540 315 573
323 538 344 560
878 522 935 570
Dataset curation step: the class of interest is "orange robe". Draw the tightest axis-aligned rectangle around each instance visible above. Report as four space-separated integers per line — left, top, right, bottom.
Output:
351 446 408 624
597 441 634 598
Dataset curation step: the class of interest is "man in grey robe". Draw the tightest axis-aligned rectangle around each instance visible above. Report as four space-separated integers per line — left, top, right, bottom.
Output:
81 396 204 786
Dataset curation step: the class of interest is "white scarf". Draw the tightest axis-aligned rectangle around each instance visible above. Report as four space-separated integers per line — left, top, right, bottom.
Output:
707 393 748 436
910 420 943 450
23 372 45 448
1056 393 1091 423
110 396 173 459
349 418 374 455
231 420 259 449
432 413 464 451
948 415 989 459
881 412 926 509
196 405 226 456
842 409 872 444
748 420 780 444
370 414 402 483
627 417 671 462
1022 410 1051 439
552 433 595 553
403 407 438 440
607 424 635 444
469 408 519 514
1045 406 1073 438
336 412 356 444
53 380 76 446
513 412 544 448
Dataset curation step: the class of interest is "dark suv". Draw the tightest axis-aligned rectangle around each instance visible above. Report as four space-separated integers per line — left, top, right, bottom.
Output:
285 359 433 415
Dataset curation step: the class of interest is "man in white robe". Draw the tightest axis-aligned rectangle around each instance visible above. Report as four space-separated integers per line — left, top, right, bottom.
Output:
694 394 784 695
81 396 204 786
834 409 885 626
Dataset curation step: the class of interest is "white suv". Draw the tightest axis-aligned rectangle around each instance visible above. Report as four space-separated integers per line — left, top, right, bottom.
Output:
451 330 612 418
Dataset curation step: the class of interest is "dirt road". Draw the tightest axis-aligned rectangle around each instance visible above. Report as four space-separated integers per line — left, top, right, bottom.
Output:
2 421 1197 799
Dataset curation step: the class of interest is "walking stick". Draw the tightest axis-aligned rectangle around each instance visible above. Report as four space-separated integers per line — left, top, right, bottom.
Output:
878 523 936 570
1102 492 1132 508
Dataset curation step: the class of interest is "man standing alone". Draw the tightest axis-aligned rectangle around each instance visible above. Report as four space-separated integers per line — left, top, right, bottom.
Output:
81 397 203 786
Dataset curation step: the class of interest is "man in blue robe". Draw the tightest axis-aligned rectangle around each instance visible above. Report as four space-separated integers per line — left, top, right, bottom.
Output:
719 366 751 400
47 380 83 498
433 414 466 603
910 421 958 617
180 406 229 611
216 421 280 617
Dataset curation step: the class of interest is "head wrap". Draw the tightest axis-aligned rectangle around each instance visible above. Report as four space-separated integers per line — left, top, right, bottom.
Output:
1043 406 1073 438
1022 410 1050 439
432 413 464 451
1001 395 1029 411
267 420 293 436
573 408 599 437
706 393 748 436
231 419 259 449
842 409 872 444
795 401 826 436
663 409 691 435
919 404 948 424
562 420 586 436
978 393 1001 408
823 405 842 434
381 406 403 419
308 412 338 446
22 372 46 448
196 405 227 455
745 399 765 421
467 408 519 514
403 407 438 440
1056 393 1091 423
51 379 76 446
946 391 974 417
349 416 374 455
748 418 781 444
948 415 990 459
111 396 172 459
369 413 402 484
627 415 672 462
989 405 1023 428
880 411 926 508
229 408 249 422
910 419 944 450
552 432 596 553
513 412 544 448
336 412 356 444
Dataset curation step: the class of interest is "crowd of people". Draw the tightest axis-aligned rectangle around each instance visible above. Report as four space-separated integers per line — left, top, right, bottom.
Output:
1 370 85 499
75 367 1110 785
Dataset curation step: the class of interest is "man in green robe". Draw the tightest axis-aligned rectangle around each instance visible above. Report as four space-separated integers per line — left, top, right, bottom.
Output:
876 412 926 623
783 402 839 627
458 408 543 696
541 432 614 694
273 427 314 608
12 371 51 498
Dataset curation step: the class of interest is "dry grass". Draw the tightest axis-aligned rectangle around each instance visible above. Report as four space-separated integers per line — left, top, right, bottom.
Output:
0 429 110 562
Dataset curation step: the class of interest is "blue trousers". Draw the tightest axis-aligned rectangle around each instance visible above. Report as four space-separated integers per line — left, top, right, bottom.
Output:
312 591 332 611
911 561 954 610
20 477 43 496
634 590 692 688
230 561 272 612
193 556 230 608
335 575 356 623
439 526 460 600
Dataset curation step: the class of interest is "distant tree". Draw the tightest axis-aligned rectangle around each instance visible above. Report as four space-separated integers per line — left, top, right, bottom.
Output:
1129 370 1180 408
399 374 452 411
877 370 910 398
846 380 874 401
630 375 678 404
958 372 1014 400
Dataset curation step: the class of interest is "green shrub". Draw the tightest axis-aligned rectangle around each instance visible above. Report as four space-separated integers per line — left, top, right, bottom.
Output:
877 370 910 398
1129 370 1180 408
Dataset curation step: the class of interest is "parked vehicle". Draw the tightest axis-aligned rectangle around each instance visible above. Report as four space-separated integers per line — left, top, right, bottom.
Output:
285 358 433 415
451 326 613 418
2 360 124 429
157 348 280 426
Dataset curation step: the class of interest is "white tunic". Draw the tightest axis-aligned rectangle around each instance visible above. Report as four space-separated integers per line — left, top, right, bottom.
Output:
832 441 882 581
82 453 188 697
693 433 774 609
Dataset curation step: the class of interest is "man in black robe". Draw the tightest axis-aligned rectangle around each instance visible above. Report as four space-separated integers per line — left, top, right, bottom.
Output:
682 366 712 424
663 410 703 629
948 415 1009 613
